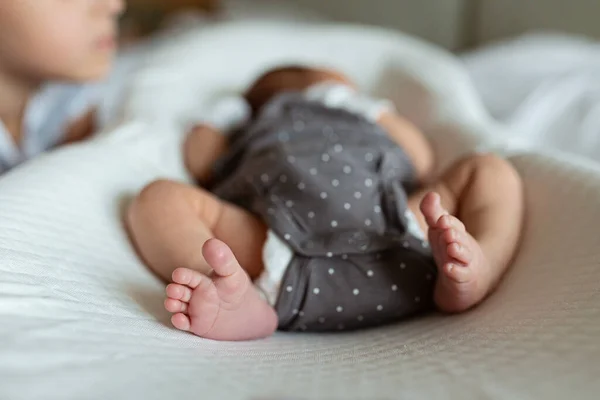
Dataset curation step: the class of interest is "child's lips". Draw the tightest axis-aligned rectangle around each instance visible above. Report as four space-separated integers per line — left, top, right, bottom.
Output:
96 34 116 49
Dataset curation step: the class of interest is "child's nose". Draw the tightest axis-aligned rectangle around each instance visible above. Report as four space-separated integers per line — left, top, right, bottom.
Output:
108 0 126 15
95 0 125 16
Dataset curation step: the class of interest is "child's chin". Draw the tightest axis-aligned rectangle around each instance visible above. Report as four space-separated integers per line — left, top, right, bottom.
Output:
67 62 113 82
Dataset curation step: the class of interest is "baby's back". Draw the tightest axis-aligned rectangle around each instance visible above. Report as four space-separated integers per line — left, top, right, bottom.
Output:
211 92 421 256
209 92 438 331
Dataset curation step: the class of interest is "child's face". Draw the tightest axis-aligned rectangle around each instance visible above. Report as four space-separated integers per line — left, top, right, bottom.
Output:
0 0 124 82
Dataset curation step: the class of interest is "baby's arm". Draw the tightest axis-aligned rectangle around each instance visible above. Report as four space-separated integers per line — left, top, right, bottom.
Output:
184 124 228 184
184 96 251 183
377 111 434 184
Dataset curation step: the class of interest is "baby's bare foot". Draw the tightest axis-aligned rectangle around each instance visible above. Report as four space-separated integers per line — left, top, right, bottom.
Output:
420 192 492 313
164 238 278 341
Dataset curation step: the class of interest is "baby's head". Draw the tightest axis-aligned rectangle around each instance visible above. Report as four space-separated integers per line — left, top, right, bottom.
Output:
245 65 354 116
0 0 124 83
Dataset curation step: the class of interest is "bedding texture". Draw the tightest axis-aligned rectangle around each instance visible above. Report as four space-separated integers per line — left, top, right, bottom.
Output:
0 19 599 400
463 33 600 165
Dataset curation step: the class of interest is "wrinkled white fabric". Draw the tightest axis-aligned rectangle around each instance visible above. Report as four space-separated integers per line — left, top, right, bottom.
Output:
1 15 599 400
463 33 600 163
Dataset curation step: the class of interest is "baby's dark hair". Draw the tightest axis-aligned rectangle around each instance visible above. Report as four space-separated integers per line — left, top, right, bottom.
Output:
244 65 353 116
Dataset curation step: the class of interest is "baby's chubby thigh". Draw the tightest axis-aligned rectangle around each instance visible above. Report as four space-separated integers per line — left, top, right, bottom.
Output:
127 177 269 281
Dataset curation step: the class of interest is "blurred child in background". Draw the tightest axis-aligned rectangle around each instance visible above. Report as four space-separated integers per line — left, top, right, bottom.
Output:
0 0 124 174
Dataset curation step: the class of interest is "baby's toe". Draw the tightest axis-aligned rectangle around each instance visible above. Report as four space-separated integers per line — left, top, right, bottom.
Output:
437 214 465 232
172 268 203 289
164 298 188 313
442 227 469 246
442 228 458 245
448 242 472 265
166 283 192 302
444 263 472 283
202 238 243 277
171 313 191 332
420 192 446 227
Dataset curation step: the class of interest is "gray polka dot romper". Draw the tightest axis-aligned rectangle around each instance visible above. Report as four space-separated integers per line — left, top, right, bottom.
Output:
208 91 438 332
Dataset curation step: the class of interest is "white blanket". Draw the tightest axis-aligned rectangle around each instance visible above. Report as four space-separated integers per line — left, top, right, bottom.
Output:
463 33 600 164
1 20 600 400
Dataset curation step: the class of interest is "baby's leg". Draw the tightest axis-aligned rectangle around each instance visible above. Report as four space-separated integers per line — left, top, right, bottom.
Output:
126 180 277 340
377 110 435 182
407 153 524 313
127 180 266 281
184 124 228 184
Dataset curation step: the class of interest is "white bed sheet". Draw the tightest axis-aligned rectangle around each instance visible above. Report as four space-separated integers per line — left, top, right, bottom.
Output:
463 33 600 165
1 14 600 400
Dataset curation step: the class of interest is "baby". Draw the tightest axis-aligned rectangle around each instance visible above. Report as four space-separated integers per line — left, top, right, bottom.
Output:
0 0 124 174
126 66 524 341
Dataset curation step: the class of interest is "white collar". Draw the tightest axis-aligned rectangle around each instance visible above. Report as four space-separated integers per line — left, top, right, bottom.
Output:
0 90 44 171
303 81 358 106
0 123 21 171
303 81 392 122
0 83 100 172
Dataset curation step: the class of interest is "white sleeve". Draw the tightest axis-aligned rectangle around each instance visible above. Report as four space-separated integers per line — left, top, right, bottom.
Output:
188 95 251 134
304 83 395 122
354 94 396 122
